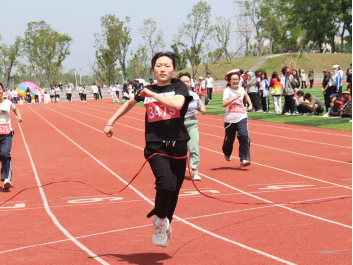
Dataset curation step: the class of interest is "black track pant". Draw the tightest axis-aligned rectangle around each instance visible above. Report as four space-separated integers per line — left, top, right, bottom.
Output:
284 95 296 113
222 119 250 162
248 93 260 111
0 131 13 182
98 90 103 99
324 86 334 112
145 141 187 223
94 93 99 101
207 88 213 100
260 91 269 112
67 94 72 101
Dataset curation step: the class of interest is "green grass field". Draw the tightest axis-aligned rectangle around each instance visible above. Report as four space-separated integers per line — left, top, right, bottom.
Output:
113 85 352 131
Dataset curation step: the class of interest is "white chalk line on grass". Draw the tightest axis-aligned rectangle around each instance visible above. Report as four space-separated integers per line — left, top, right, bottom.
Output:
45 106 352 229
83 102 352 138
33 107 296 264
57 105 352 189
17 120 109 265
61 104 351 164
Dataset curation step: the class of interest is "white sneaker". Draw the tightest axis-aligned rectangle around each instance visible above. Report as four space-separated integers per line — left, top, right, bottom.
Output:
166 225 172 240
3 179 12 190
192 171 201 181
240 160 250 167
152 216 169 247
323 113 329 117
224 154 231 162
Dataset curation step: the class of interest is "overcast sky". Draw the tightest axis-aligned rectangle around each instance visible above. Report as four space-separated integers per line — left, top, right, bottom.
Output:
1 0 241 75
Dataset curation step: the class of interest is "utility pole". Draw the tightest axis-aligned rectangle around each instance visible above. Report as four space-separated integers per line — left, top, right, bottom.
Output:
73 68 77 88
79 68 81 84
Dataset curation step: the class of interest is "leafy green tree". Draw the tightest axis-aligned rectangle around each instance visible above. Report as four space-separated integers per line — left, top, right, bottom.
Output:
95 15 132 82
23 21 72 86
127 46 149 79
0 36 22 86
175 1 213 79
214 16 233 60
138 19 165 60
170 43 188 71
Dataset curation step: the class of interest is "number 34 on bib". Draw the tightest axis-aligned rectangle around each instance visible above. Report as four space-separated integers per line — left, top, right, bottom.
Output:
145 102 180 122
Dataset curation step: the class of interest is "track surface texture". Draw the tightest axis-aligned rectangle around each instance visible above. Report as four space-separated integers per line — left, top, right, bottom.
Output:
1 99 351 265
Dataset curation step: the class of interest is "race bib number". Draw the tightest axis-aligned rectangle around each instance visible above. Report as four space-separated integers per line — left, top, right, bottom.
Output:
145 102 180 122
228 103 245 114
0 123 11 134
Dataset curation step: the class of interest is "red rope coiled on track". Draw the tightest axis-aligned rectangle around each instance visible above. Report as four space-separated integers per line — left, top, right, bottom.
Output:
0 153 351 207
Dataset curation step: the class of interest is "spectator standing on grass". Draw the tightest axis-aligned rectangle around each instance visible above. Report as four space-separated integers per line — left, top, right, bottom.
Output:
332 64 343 97
322 69 332 112
346 64 352 94
269 72 282 114
283 68 296 115
322 42 326 53
292 70 301 91
92 83 99 101
308 69 314 89
179 72 206 181
245 71 260 111
255 71 262 111
300 70 307 89
205 73 214 102
259 71 270 112
304 93 324 115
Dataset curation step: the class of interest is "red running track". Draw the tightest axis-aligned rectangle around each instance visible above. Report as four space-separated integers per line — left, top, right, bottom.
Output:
0 98 351 265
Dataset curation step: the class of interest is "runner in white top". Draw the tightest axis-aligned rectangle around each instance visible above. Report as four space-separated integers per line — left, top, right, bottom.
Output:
54 86 60 102
115 84 121 101
222 69 252 167
66 85 72 102
109 85 118 102
0 82 22 190
91 83 99 101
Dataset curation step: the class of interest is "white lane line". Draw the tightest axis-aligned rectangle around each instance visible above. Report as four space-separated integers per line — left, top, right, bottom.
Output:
34 107 296 264
199 122 352 149
44 106 352 229
17 121 109 265
200 146 352 190
81 103 352 138
248 182 305 186
56 105 352 189
72 104 352 161
199 132 351 164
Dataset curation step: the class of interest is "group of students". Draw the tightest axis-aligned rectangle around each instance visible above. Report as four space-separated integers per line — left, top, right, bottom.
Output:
243 63 350 116
104 51 251 248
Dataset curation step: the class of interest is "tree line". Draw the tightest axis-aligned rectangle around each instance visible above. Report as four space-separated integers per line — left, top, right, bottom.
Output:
0 0 351 87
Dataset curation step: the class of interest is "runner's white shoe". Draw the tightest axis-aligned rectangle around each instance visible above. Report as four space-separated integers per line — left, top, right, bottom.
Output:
3 179 12 190
166 225 172 240
192 170 201 181
224 154 231 161
152 216 169 247
240 160 250 167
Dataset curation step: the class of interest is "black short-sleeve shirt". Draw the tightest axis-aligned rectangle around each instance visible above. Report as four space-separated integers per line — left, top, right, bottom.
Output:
134 82 192 143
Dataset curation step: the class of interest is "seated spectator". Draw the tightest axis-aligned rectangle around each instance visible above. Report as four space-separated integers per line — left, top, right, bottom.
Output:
304 93 324 115
294 91 311 115
323 94 343 117
341 90 352 118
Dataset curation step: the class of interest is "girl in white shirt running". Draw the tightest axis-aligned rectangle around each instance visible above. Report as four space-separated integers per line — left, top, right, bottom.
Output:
222 69 253 167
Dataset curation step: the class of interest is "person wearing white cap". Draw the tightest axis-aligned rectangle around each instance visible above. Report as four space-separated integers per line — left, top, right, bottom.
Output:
198 76 206 105
332 64 343 97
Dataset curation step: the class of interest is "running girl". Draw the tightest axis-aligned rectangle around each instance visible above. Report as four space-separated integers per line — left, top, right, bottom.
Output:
222 69 252 167
104 52 192 247
179 72 206 181
0 83 22 190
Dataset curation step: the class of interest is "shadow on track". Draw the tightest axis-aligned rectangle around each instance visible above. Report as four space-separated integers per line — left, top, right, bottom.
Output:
98 253 172 264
